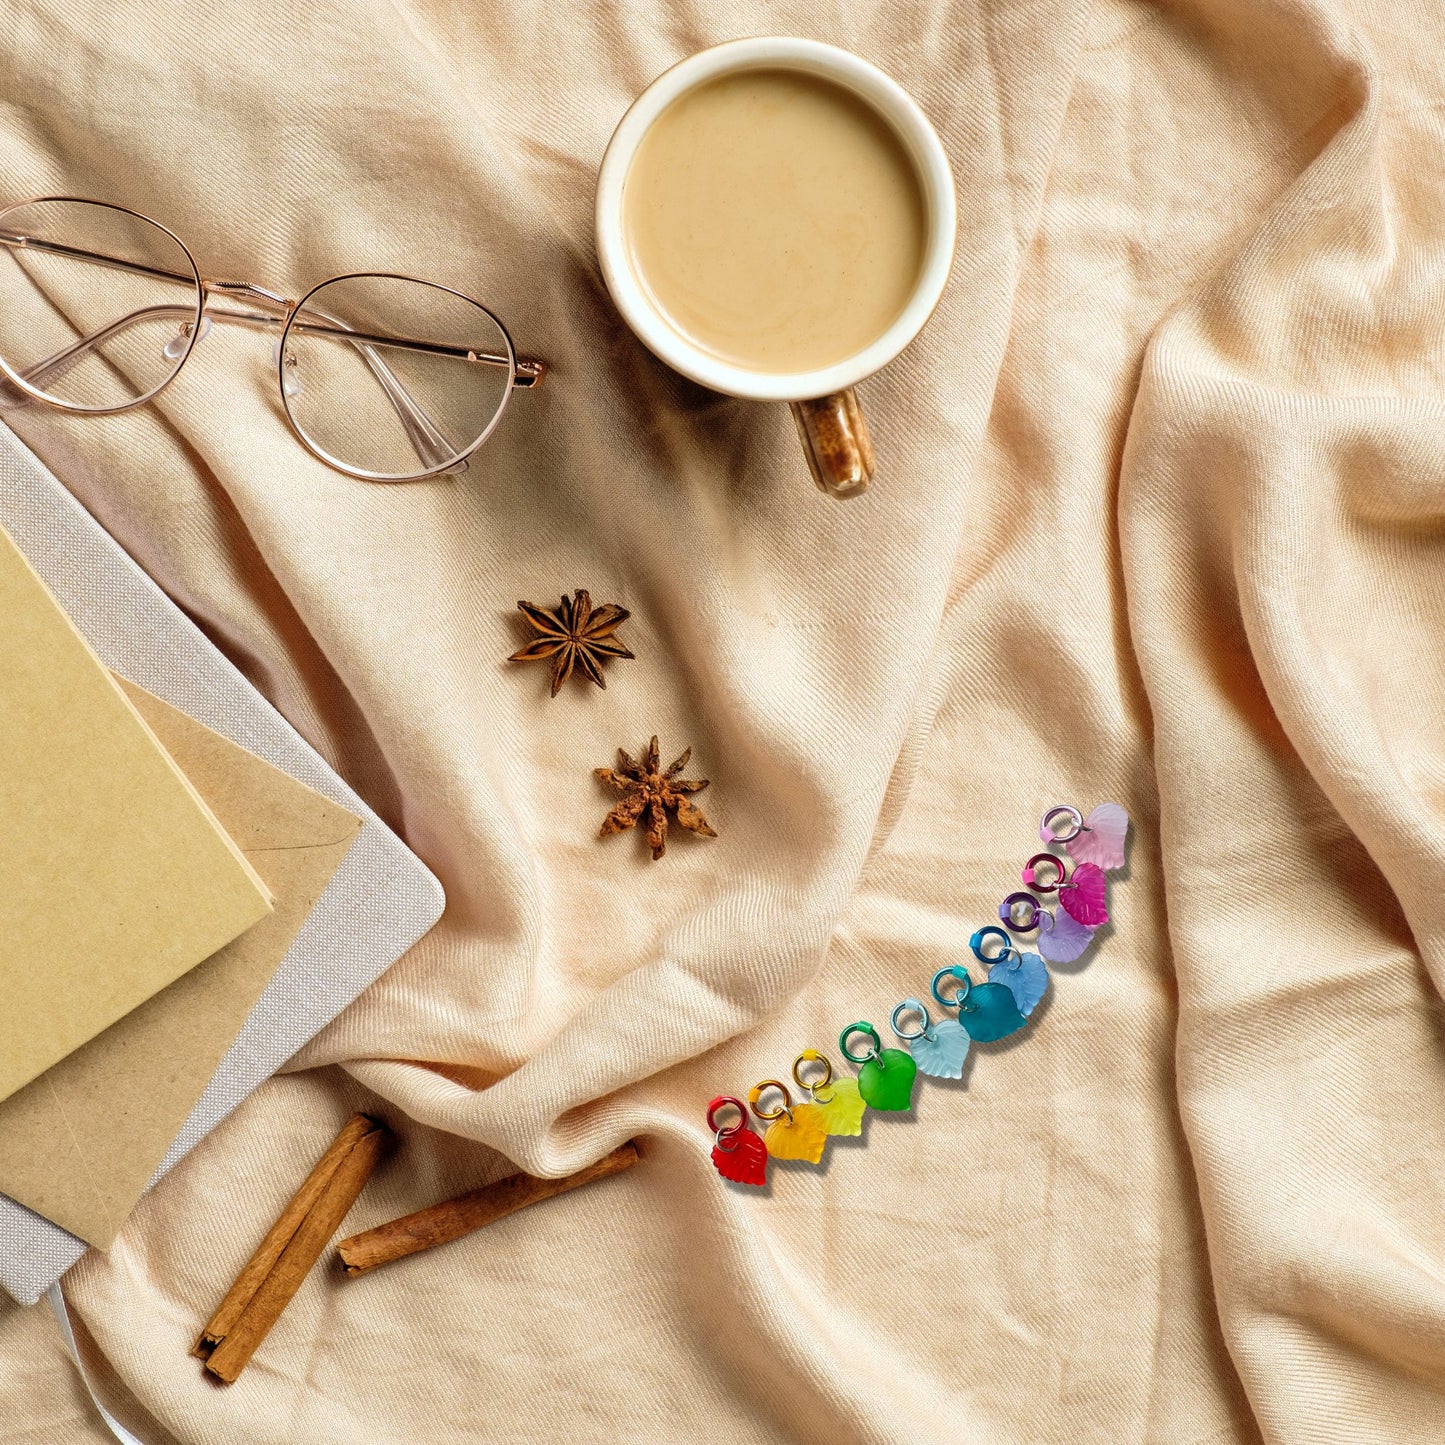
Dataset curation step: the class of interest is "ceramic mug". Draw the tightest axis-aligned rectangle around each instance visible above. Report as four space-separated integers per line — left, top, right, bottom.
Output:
595 37 956 500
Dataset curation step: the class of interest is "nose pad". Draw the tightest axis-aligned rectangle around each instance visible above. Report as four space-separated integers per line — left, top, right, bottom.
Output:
162 315 211 361
275 344 302 398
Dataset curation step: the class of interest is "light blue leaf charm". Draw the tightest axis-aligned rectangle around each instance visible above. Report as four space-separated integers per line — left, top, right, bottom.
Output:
908 1016 970 1078
989 951 1049 1017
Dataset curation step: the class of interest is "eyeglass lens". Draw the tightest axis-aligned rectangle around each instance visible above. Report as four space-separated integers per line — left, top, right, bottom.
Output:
0 198 521 479
281 274 515 480
0 198 202 413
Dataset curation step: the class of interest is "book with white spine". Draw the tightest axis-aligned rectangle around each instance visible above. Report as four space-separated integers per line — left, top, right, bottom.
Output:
0 422 444 1306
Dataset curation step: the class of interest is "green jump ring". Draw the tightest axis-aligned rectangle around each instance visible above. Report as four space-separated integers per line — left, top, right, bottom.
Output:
839 1020 882 1064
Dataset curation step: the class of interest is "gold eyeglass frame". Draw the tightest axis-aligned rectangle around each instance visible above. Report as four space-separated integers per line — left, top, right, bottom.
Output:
0 196 547 481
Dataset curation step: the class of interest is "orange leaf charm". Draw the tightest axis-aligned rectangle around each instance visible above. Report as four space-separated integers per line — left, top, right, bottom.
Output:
763 1103 828 1164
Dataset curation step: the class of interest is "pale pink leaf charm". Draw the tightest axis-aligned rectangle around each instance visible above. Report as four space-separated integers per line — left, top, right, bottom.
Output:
1067 802 1130 871
1059 861 1109 926
1038 903 1096 963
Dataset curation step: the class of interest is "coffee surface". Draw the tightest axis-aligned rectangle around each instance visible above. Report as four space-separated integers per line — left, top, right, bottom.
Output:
623 68 927 375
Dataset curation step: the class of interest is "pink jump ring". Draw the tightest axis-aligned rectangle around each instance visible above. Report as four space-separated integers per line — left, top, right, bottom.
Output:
1040 805 1084 844
1022 852 1067 893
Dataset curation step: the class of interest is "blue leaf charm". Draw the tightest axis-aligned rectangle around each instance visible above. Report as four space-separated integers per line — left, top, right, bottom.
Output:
908 1017 970 1079
989 952 1049 1017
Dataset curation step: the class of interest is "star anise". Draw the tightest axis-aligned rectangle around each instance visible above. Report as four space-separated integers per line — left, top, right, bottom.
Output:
508 589 634 696
596 735 717 860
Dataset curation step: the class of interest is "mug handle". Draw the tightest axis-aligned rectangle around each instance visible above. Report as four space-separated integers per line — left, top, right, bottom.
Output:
790 389 875 500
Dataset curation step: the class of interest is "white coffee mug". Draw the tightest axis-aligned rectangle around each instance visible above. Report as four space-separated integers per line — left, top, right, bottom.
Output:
595 37 956 500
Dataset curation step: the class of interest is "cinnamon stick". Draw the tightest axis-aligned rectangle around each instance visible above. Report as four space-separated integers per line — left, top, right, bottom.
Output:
195 1114 389 1383
336 1140 640 1277
193 1113 376 1360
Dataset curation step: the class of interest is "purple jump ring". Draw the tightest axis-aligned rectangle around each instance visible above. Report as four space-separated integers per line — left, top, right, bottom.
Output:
998 892 1043 932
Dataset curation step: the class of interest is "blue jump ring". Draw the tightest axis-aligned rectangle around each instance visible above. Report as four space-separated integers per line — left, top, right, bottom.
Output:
930 965 974 1010
890 997 933 1042
970 925 1015 964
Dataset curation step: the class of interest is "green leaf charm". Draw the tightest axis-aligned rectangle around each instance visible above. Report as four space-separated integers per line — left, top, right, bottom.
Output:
958 981 1028 1042
856 1047 917 1111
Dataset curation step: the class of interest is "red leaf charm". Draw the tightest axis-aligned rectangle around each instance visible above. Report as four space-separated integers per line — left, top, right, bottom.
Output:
711 1128 768 1187
1059 861 1109 926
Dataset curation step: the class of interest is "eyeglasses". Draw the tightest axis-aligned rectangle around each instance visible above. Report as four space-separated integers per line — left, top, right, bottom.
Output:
0 196 546 481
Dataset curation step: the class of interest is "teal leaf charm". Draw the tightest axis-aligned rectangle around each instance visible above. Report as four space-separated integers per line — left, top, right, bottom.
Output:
856 1048 917 1111
957 981 1028 1042
909 1017 970 1078
989 952 1049 1017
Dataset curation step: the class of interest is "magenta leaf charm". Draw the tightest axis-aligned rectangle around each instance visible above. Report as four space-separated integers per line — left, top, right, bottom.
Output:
1067 802 1130 871
1059 861 1109 926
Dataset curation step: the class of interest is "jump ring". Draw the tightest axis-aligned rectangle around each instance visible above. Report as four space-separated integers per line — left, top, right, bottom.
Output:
791 1049 834 1097
997 893 1042 934
930 965 974 1010
970 925 1014 963
1040 803 1086 843
890 997 933 1042
1022 852 1066 893
839 1021 882 1065
706 1095 748 1138
1040 805 1084 845
748 1079 793 1123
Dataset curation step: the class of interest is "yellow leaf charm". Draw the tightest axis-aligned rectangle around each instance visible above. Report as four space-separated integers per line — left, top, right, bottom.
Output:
763 1103 828 1163
811 1077 866 1137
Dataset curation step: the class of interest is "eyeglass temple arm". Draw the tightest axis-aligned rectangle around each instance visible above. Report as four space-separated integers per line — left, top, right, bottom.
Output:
0 300 189 394
3 296 539 474
0 231 547 386
287 297 493 473
3 298 462 475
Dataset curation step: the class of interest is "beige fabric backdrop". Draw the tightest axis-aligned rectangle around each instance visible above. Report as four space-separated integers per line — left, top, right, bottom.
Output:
2 0 1444 1439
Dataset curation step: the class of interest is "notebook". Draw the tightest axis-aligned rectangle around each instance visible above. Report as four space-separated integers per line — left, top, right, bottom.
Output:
0 424 446 1306
0 680 362 1250
0 525 274 1108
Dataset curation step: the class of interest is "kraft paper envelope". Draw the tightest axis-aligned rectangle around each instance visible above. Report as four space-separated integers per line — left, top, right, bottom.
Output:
0 524 273 1108
0 679 361 1249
